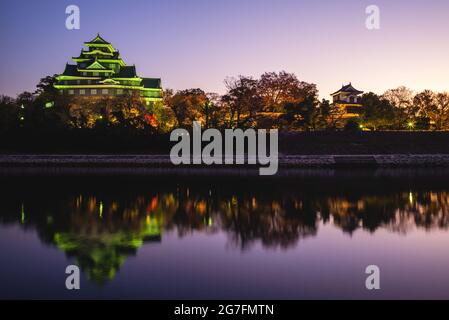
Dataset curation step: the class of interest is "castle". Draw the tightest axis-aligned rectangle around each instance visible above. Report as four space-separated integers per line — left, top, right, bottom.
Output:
54 34 163 107
331 83 364 118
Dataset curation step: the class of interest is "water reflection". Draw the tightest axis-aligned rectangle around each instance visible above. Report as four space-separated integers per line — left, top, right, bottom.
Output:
1 181 449 284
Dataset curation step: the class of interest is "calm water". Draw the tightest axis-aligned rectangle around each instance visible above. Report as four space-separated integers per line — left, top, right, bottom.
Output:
1 169 449 299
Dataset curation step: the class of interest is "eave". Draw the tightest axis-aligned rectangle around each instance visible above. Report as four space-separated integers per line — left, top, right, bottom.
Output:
77 69 114 73
141 87 164 92
98 59 126 66
334 102 363 107
84 43 115 52
54 84 146 90
71 58 126 67
143 97 163 101
56 75 102 80
112 77 142 81
82 49 114 56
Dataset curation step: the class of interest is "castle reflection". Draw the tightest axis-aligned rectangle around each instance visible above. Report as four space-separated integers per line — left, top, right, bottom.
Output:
1 184 449 284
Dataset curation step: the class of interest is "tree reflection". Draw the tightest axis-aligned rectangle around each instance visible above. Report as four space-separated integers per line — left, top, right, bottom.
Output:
1 186 449 283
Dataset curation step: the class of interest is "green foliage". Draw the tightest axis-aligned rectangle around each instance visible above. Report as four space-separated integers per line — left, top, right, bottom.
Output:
165 88 208 128
360 92 398 130
151 100 177 133
283 95 320 131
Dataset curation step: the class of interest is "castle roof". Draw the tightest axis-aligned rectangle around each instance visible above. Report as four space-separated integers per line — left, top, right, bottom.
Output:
332 83 363 96
62 64 79 76
85 33 111 45
114 66 137 78
142 78 162 89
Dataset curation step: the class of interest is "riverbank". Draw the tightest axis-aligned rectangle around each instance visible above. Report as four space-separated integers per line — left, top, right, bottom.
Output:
3 131 449 155
3 131 449 175
2 154 449 171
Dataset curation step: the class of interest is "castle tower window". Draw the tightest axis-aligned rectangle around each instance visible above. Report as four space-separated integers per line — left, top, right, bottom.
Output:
79 89 85 95
68 90 74 95
102 89 108 95
91 89 97 95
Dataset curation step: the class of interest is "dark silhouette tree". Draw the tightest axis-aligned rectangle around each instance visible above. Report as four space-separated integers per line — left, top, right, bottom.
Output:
360 92 397 130
222 76 263 128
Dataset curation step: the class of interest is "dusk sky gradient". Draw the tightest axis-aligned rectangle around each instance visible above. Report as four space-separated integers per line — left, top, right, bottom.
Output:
1 0 448 99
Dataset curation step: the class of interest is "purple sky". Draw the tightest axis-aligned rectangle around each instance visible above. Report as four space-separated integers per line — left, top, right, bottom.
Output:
0 0 448 99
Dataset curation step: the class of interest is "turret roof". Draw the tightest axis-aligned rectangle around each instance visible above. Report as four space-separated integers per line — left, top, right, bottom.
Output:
62 64 79 76
114 66 137 78
332 83 363 96
142 78 162 89
85 33 111 45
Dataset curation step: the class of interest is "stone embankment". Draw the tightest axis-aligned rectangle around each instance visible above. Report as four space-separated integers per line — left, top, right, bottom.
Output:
1 154 449 167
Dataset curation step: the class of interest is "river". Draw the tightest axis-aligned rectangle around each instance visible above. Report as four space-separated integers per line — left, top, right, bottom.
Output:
1 168 449 299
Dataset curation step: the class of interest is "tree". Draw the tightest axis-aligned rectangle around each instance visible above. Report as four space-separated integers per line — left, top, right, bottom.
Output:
0 95 18 131
318 99 346 130
360 92 397 130
152 99 177 133
16 91 35 106
15 76 71 130
204 92 227 129
412 90 449 130
382 86 415 123
65 94 150 129
16 91 36 128
67 96 105 128
434 92 449 130
107 94 150 130
167 89 208 128
414 90 437 118
34 75 59 100
257 71 318 112
283 94 320 131
222 76 263 128
412 90 435 130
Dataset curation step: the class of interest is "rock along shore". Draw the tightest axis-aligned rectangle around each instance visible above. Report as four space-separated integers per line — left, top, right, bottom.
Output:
1 154 449 168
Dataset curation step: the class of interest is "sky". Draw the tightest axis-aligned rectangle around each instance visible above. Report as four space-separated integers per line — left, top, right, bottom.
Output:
0 0 449 99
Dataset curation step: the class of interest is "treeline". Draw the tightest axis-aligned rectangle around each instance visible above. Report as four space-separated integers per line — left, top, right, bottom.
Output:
1 71 449 134
0 75 160 134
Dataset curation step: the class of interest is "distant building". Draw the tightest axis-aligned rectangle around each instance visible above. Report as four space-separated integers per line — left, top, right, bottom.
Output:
54 34 162 106
331 83 364 118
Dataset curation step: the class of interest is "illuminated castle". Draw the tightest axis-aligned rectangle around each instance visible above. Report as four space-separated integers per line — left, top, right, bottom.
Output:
54 34 162 106
331 83 364 118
